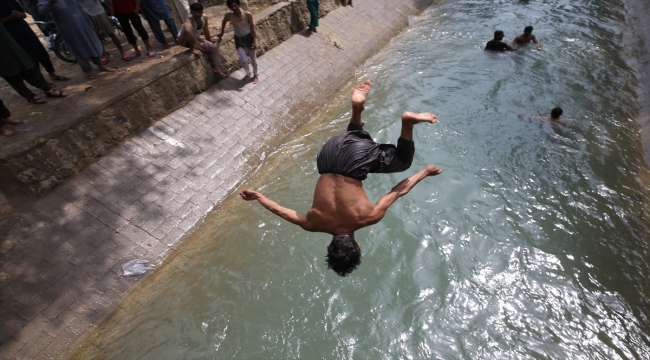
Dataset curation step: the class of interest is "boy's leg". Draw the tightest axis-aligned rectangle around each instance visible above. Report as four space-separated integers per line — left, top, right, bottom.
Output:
115 14 137 45
145 16 168 46
200 40 225 76
164 18 179 43
3 74 37 100
129 14 155 56
399 111 436 142
237 46 251 78
349 80 371 128
246 48 258 82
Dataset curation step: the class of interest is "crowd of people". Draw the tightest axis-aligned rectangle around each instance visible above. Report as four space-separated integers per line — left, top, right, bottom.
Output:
1 0 351 136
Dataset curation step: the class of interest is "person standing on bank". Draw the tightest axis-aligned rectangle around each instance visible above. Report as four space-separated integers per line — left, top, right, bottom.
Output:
0 0 70 81
107 0 155 58
140 0 179 49
217 0 259 84
38 0 116 78
177 2 226 77
306 0 318 34
79 0 129 62
0 22 68 104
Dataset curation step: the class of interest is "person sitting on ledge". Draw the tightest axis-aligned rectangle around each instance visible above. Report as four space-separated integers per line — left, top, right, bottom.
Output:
177 2 226 77
485 30 515 52
240 81 443 277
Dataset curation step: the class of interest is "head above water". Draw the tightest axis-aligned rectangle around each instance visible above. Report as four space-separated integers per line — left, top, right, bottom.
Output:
551 107 563 118
524 26 533 34
494 30 504 40
226 0 240 10
326 235 361 277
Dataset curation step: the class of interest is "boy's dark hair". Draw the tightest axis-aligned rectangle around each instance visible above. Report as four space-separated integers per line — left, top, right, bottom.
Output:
494 30 504 39
524 26 533 33
226 0 240 7
190 2 203 11
326 235 361 277
551 107 563 118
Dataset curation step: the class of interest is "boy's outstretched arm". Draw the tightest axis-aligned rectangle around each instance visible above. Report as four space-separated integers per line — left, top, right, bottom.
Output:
366 165 443 225
240 190 314 231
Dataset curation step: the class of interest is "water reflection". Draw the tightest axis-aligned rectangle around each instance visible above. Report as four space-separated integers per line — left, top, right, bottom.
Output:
75 0 650 358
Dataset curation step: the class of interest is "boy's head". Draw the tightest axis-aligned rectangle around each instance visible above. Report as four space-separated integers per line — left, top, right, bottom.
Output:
494 30 504 40
326 235 361 277
190 2 203 15
551 107 563 119
226 0 240 10
524 26 533 34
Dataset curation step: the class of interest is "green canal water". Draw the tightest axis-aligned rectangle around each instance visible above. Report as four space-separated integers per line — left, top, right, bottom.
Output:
77 0 650 358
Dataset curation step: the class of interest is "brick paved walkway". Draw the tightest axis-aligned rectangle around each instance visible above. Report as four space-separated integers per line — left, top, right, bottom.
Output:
0 0 432 358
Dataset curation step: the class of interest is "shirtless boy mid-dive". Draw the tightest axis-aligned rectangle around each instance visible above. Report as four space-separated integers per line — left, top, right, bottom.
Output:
240 81 443 276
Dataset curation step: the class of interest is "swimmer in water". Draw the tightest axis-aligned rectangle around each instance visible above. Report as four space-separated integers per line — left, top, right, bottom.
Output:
240 80 442 276
485 30 515 52
517 106 568 126
512 26 542 50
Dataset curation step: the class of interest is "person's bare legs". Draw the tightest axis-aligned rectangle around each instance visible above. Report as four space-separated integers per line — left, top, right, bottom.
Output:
109 33 126 57
131 42 142 57
350 80 371 126
144 39 154 57
400 111 436 141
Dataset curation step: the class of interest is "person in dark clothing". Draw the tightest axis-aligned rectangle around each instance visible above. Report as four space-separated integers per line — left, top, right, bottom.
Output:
106 0 154 57
0 22 68 104
485 30 515 52
240 81 443 276
0 0 69 81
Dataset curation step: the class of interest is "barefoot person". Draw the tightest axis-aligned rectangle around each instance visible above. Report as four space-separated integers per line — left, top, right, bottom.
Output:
177 3 226 77
512 26 541 50
0 99 22 137
217 0 259 83
240 81 443 276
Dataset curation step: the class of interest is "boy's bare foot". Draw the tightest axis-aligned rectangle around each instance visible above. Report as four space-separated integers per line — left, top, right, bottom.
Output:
244 75 251 82
253 75 259 84
162 43 171 50
402 111 437 125
1 117 23 125
1 127 16 136
214 68 226 77
192 48 201 55
146 49 154 57
351 80 371 111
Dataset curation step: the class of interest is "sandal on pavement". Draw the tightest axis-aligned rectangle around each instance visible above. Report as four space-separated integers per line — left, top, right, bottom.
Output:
27 96 46 104
52 74 71 81
122 54 132 61
101 55 109 65
45 90 69 98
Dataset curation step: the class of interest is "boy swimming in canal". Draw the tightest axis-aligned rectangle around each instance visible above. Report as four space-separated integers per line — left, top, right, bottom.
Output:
240 80 442 276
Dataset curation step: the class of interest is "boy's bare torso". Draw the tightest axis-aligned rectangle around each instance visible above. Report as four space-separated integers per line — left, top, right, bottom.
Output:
306 174 377 235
